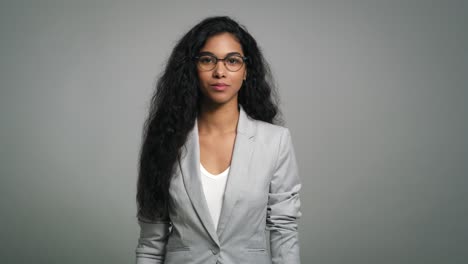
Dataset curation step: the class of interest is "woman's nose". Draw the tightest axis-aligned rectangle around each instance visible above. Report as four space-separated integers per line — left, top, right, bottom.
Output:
212 61 227 77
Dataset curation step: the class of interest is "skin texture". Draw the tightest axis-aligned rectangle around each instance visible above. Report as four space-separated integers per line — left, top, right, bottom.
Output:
197 33 247 175
197 32 247 108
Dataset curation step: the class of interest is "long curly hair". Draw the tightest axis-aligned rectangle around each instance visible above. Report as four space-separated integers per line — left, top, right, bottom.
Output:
137 16 282 221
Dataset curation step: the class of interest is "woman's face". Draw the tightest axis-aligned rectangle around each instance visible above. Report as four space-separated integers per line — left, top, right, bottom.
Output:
196 32 247 107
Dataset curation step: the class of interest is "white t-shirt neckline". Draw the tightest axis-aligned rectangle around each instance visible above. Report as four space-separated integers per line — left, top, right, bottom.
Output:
200 163 230 179
199 162 230 230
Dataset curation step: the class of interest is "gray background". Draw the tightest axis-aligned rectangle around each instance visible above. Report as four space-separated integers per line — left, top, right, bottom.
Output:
1 0 467 263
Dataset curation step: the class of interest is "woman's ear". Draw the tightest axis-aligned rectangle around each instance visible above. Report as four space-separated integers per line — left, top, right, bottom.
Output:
243 71 247 80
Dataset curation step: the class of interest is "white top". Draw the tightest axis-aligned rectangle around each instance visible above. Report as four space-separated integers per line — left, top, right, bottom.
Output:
199 163 230 230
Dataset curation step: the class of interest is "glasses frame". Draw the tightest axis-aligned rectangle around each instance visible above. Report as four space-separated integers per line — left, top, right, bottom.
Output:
193 54 248 72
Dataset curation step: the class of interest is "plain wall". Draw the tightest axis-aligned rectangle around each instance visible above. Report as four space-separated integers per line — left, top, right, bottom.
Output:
1 0 466 263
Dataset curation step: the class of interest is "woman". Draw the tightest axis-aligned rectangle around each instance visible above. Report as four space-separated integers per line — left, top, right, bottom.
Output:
136 16 302 264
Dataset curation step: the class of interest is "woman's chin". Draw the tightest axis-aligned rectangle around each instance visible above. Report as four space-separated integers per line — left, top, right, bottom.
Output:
202 94 238 106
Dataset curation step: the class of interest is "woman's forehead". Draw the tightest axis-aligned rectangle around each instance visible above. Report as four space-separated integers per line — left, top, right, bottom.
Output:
199 33 243 56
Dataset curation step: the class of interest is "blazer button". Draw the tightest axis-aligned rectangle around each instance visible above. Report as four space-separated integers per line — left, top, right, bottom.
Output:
211 248 219 255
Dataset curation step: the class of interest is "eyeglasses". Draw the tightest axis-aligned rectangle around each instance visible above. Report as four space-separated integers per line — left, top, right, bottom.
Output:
193 54 247 72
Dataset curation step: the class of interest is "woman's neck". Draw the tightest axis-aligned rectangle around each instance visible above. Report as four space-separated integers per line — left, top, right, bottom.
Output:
198 103 239 135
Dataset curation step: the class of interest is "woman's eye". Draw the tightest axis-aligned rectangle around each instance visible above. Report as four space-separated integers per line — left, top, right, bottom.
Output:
227 58 241 64
199 57 214 64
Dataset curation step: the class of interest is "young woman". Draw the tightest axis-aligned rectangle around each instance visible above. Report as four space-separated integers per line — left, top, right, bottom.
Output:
136 16 302 264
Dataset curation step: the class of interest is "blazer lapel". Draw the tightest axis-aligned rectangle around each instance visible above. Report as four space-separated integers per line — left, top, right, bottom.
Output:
179 119 219 246
216 106 256 238
178 106 257 245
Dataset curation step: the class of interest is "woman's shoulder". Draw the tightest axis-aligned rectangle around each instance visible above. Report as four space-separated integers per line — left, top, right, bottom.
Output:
240 107 291 142
251 118 291 142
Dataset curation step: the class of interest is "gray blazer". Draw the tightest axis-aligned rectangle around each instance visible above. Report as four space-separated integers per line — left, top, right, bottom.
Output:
136 106 302 264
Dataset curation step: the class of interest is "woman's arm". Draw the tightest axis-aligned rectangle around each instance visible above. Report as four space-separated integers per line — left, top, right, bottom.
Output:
267 128 302 264
135 216 172 264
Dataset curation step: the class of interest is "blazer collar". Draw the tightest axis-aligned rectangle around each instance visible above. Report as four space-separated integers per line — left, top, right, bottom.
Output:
178 105 257 245
236 105 256 138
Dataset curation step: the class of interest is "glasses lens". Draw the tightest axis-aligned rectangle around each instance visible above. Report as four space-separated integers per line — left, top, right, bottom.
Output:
197 55 216 71
196 55 245 71
225 55 244 71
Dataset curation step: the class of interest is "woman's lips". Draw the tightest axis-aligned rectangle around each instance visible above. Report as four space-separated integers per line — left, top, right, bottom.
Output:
210 84 229 91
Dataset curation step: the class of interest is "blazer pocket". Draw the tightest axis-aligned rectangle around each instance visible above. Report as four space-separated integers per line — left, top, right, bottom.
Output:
166 246 191 252
245 247 267 253
243 248 270 264
165 248 192 264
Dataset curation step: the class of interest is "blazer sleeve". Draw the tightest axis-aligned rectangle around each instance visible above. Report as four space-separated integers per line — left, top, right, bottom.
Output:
266 128 302 264
135 215 172 264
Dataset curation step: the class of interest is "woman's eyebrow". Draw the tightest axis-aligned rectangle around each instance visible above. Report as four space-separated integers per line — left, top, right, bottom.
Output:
198 51 242 57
